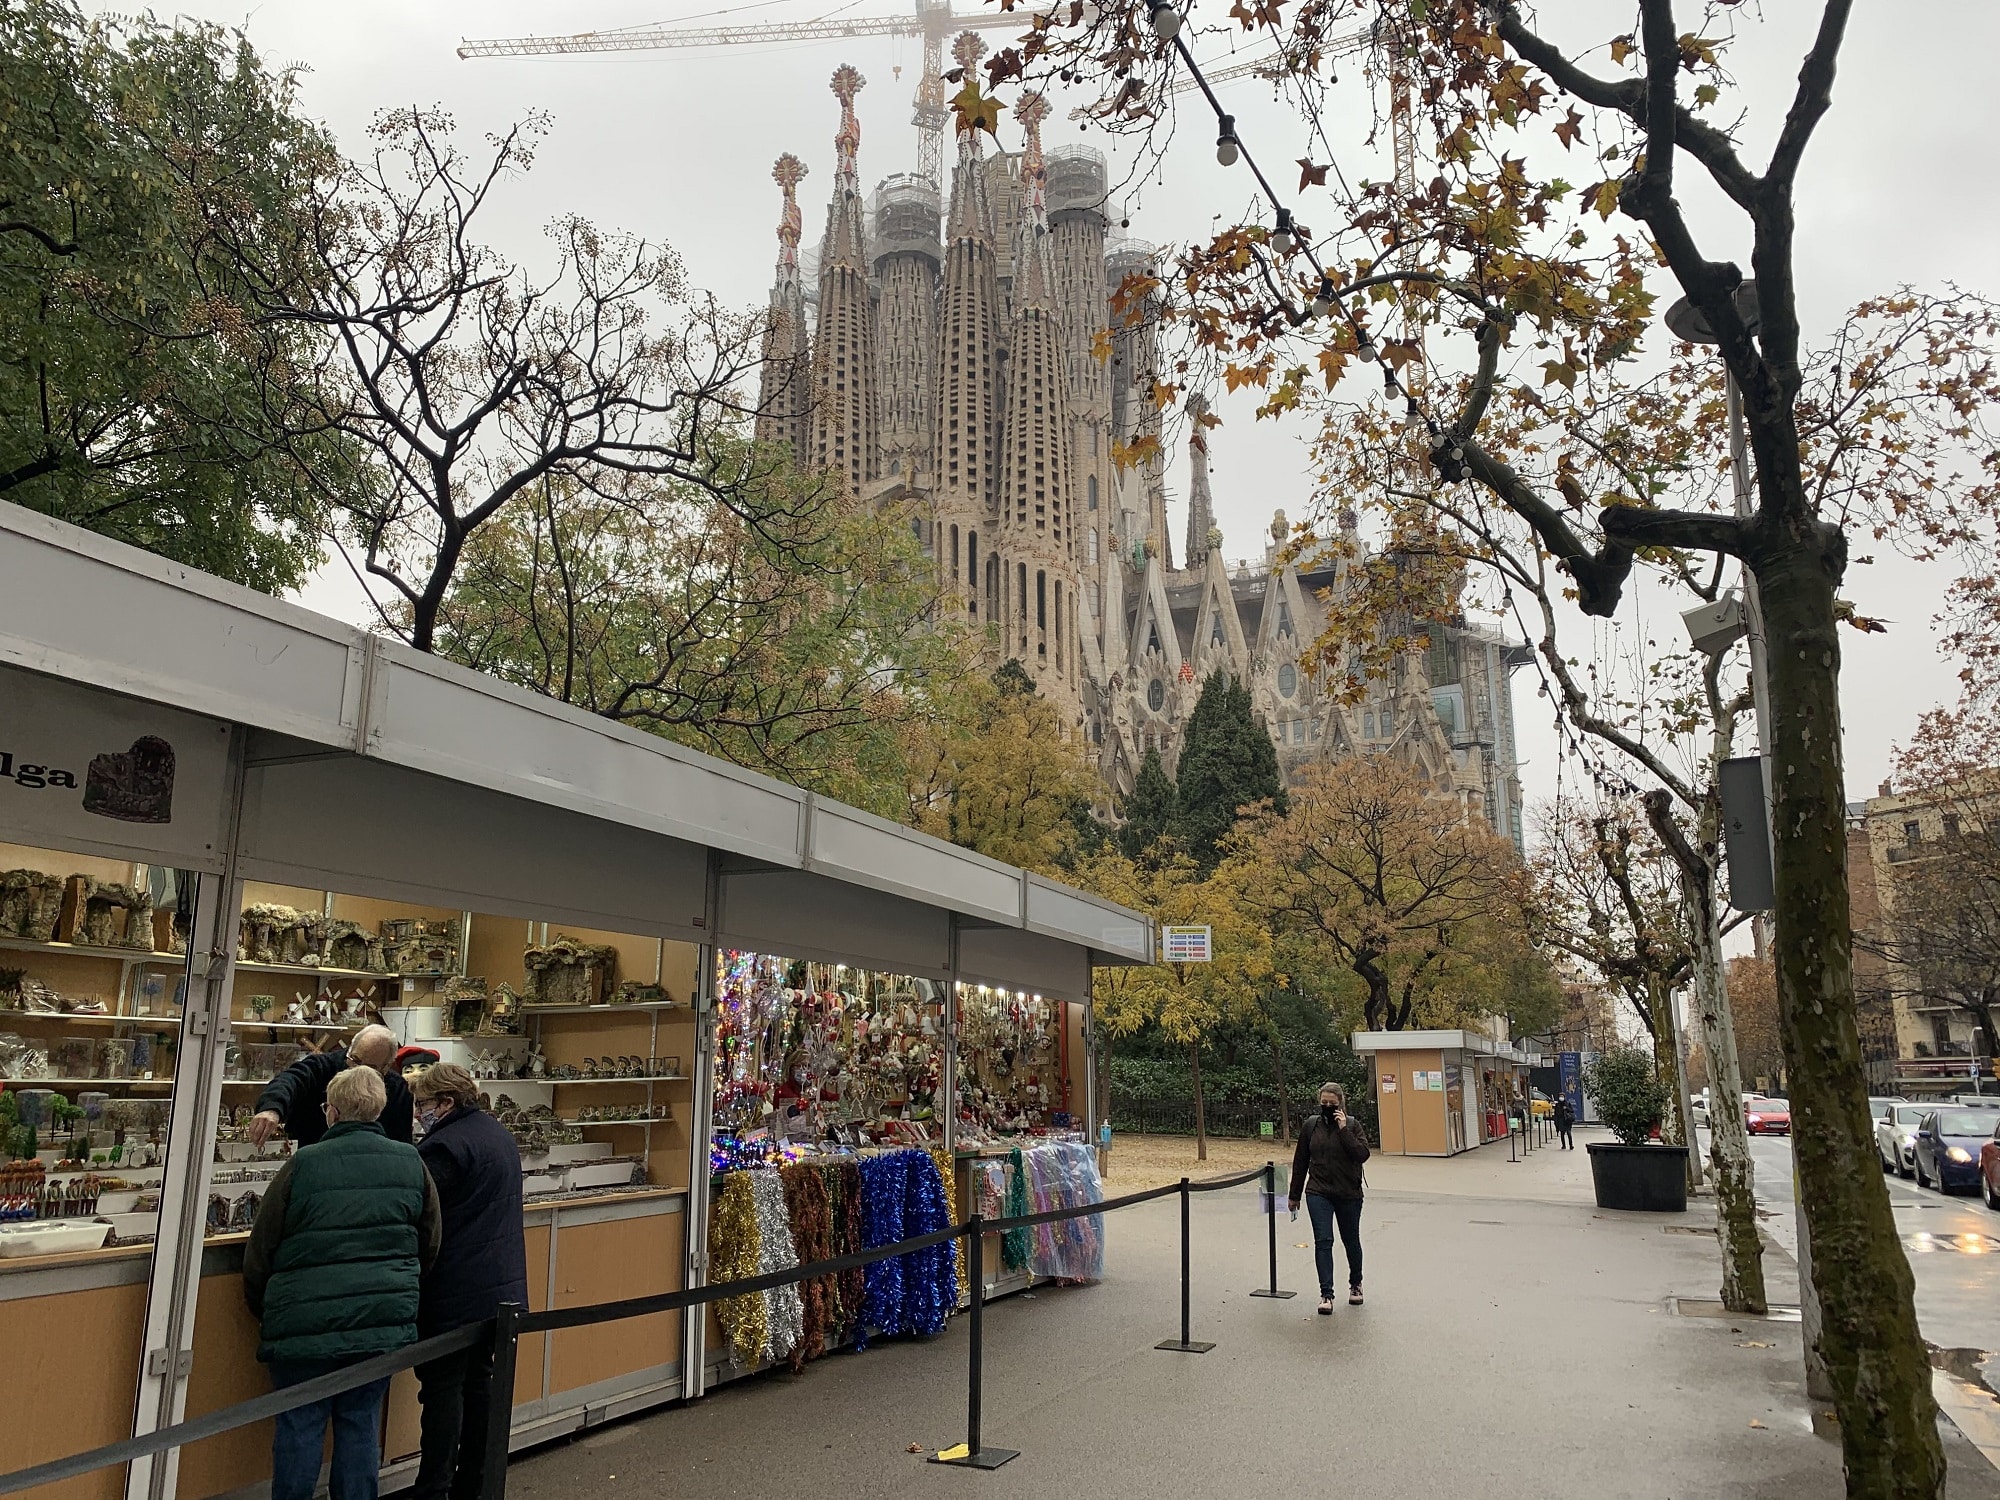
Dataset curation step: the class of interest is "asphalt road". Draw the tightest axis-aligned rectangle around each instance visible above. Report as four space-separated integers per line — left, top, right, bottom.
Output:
1731 1131 2000 1361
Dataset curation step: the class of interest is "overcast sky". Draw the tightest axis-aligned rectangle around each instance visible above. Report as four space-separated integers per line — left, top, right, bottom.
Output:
142 0 2000 815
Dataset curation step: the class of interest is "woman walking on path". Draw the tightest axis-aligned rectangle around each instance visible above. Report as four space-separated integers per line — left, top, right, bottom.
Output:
1287 1082 1370 1315
1554 1097 1576 1150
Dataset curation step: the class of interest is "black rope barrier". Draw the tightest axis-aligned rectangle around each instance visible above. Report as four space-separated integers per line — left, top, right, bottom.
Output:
0 1323 488 1496
1 1159 1277 1495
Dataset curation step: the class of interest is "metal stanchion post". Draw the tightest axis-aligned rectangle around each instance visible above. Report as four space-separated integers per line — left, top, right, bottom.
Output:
1250 1160 1296 1300
1157 1177 1216 1352
477 1304 524 1500
1508 1121 1519 1162
932 1216 1016 1469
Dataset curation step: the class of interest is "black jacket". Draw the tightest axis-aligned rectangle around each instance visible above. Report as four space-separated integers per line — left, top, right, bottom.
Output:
256 1049 413 1148
416 1102 530 1335
1554 1101 1576 1129
1288 1112 1371 1202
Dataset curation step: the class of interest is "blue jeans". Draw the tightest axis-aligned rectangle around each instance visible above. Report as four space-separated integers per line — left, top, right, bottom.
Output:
1304 1193 1363 1297
268 1358 391 1500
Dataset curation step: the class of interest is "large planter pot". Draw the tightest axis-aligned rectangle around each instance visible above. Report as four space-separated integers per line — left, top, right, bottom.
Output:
1586 1142 1689 1212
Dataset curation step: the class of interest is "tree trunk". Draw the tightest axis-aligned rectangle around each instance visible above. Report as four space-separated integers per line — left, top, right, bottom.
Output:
1269 1011 1293 1145
1688 864 1768 1314
1758 535 1942 1495
1190 1042 1208 1162
1649 973 1683 1144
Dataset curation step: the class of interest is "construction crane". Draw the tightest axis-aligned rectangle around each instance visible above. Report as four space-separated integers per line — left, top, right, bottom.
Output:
458 0 1027 185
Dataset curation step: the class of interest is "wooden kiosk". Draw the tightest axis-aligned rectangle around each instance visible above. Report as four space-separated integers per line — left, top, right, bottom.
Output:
1354 1027 1543 1156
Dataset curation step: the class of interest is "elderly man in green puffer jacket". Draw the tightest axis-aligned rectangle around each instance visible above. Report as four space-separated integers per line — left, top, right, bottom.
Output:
244 1066 442 1500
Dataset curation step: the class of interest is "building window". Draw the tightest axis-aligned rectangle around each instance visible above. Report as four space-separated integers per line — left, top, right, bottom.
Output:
1278 663 1297 698
1088 475 1099 510
1148 679 1166 712
1380 705 1395 736
1944 814 1962 840
1147 623 1161 655
950 525 960 583
1364 711 1376 738
1905 820 1922 845
1037 570 1048 631
1089 528 1099 565
1277 599 1293 637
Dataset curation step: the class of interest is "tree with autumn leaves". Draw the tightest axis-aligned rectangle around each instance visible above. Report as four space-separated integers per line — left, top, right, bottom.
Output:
953 1 2000 1482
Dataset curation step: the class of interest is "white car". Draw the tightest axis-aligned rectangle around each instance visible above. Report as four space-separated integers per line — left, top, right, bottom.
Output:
1876 1102 1930 1177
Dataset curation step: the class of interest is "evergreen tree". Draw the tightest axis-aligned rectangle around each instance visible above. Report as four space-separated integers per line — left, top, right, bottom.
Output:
1173 670 1286 873
1116 747 1178 862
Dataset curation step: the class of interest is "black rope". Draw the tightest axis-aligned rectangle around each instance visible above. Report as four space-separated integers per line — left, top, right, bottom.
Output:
0 1323 488 1496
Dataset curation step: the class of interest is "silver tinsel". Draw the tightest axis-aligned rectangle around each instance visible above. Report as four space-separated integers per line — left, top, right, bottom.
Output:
750 1169 806 1362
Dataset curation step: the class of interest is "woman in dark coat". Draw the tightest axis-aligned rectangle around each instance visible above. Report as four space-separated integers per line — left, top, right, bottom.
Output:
409 1063 529 1500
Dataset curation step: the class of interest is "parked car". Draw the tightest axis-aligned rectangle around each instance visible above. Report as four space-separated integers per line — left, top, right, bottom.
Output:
1913 1108 1999 1192
1690 1095 1711 1130
1877 1103 1931 1177
1951 1094 2000 1108
1744 1096 1791 1136
1531 1091 1554 1119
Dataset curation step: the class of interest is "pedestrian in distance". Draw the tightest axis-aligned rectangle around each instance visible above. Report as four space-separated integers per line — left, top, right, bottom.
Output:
243 1066 442 1500
1554 1097 1576 1150
409 1063 530 1500
1287 1081 1371 1315
248 1023 415 1147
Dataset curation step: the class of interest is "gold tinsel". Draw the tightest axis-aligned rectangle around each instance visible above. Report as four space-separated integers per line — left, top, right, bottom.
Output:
927 1145 968 1299
709 1171 767 1367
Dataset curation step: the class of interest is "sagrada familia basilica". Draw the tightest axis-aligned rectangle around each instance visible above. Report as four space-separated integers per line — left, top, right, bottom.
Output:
756 41 1528 849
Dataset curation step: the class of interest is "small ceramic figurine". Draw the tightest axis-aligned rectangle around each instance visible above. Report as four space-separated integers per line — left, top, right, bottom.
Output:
284 999 307 1025
524 1040 547 1079
249 994 274 1021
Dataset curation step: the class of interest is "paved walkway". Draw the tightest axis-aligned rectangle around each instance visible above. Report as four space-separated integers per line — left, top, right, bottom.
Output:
507 1129 2000 1499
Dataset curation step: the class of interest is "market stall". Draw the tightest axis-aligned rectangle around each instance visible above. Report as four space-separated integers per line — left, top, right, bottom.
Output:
0 502 1152 1500
1353 1027 1544 1156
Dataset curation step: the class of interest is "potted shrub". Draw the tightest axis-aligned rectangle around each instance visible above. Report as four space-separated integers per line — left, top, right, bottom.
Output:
1582 1048 1688 1212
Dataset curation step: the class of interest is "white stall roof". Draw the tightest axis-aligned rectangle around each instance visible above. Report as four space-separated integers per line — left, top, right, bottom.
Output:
0 503 1152 967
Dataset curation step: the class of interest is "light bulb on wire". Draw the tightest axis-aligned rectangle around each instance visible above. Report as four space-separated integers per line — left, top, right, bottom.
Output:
1215 115 1240 167
1147 0 1183 40
1311 275 1335 318
1403 396 1424 432
1271 208 1295 256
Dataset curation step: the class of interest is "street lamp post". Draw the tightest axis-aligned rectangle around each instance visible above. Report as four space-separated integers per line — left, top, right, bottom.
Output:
1667 282 1832 1402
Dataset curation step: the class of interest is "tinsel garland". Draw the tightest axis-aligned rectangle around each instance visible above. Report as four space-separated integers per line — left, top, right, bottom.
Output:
859 1151 909 1340
900 1149 959 1335
709 1172 767 1367
926 1145 967 1298
781 1161 832 1368
827 1159 866 1346
749 1169 806 1364
1002 1145 1032 1270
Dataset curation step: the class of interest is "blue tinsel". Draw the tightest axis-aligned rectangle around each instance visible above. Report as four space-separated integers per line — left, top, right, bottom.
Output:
859 1152 908 1338
899 1149 959 1335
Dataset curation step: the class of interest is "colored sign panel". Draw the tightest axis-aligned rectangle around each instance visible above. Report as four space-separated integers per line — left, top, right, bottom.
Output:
1160 924 1213 963
1559 1051 1585 1121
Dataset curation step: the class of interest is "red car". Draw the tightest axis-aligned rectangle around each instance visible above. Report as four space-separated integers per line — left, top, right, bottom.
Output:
1745 1097 1792 1136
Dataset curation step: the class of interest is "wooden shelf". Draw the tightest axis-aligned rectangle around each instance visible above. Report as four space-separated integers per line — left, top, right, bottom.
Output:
229 1019 359 1033
232 961 399 980
555 1115 673 1127
0 936 184 964
8 1077 172 1088
519 1002 682 1016
0 1011 182 1028
544 1075 688 1086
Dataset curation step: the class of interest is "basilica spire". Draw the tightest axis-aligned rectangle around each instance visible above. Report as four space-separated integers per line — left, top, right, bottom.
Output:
755 153 811 459
1183 391 1216 567
810 65 880 499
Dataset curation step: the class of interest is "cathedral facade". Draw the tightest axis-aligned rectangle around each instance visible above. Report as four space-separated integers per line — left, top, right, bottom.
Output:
757 49 1528 851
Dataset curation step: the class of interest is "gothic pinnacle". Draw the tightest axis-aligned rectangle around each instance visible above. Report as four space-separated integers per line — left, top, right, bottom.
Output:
772 154 806 278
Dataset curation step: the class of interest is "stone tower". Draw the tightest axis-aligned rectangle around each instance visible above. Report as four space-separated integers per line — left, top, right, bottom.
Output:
873 174 941 493
755 154 812 460
996 92 1084 716
809 66 880 500
931 33 1005 624
1182 391 1216 567
1046 143 1112 635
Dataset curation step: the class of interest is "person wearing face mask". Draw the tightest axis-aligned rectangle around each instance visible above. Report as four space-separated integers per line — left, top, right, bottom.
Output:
408 1064 528 1500
1286 1082 1372 1315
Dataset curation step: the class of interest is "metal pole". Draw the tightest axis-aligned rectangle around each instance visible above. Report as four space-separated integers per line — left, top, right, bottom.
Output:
479 1304 524 1500
932 1217 1017 1468
1731 370 1830 1402
1155 1177 1214 1352
1250 1160 1296 1299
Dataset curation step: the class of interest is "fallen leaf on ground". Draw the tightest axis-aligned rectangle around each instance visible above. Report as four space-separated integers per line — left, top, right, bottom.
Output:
906 1444 924 1454
1748 1420 1768 1429
1736 1340 1773 1348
